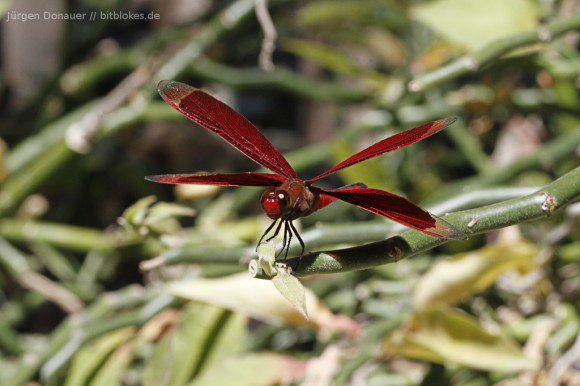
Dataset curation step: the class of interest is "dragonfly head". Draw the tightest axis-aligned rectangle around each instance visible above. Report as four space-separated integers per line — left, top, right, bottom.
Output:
261 189 290 219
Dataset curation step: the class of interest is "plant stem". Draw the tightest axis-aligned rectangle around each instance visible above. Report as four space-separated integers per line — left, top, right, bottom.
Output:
0 0 260 216
0 219 113 252
431 130 580 202
283 166 580 276
146 186 540 268
0 238 84 313
409 15 580 92
445 120 492 174
189 58 368 103
6 285 162 386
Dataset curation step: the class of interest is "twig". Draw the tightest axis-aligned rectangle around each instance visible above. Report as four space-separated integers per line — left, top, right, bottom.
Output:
409 14 580 92
255 0 277 71
142 186 539 269
0 219 114 252
65 59 159 154
0 0 261 216
0 238 84 313
39 293 176 383
19 271 84 314
7 285 162 386
548 334 580 386
282 166 579 276
189 58 368 103
0 318 24 356
445 120 492 174
430 129 580 202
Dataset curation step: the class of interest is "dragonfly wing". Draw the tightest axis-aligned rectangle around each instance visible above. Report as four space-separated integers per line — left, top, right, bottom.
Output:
158 80 297 179
320 186 466 240
308 118 456 183
146 172 285 187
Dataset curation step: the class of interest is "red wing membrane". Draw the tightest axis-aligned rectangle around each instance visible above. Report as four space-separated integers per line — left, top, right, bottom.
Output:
145 172 285 187
320 186 465 239
308 118 456 183
158 80 297 179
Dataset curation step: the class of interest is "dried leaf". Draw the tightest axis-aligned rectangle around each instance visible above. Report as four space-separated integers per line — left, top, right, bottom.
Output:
167 273 360 335
413 241 538 309
382 308 537 372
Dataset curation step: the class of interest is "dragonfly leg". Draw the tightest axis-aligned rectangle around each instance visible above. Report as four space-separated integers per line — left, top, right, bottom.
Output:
275 221 289 259
264 219 283 243
289 221 305 256
284 222 293 260
257 218 279 250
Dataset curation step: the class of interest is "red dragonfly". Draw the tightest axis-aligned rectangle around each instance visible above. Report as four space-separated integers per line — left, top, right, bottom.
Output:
147 80 465 258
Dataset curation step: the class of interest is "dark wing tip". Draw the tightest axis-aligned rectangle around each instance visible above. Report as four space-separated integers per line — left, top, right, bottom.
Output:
445 117 458 126
145 175 172 183
145 175 159 182
157 80 196 105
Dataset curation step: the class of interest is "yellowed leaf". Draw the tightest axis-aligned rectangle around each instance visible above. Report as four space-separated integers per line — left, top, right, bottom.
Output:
167 273 360 335
413 241 538 309
382 308 537 372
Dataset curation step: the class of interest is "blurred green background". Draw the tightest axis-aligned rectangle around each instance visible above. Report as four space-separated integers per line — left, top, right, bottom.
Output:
0 0 578 385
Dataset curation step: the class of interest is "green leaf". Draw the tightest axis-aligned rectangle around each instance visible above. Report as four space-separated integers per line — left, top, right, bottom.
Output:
257 241 276 277
382 308 537 372
190 353 305 386
122 196 156 226
413 241 538 309
297 0 407 32
145 202 195 234
281 39 362 75
142 303 245 386
145 202 196 225
167 273 313 327
272 270 308 320
411 0 539 51
89 339 137 386
65 328 135 386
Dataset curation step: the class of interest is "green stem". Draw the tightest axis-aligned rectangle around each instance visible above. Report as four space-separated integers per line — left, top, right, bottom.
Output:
189 58 368 103
431 130 580 202
0 142 74 216
445 121 492 174
154 186 539 267
7 286 160 386
0 0 261 216
0 219 113 252
0 238 84 313
409 15 580 92
39 294 176 383
284 166 580 276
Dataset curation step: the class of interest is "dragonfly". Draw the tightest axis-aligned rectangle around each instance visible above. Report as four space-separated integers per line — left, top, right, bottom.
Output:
146 80 465 259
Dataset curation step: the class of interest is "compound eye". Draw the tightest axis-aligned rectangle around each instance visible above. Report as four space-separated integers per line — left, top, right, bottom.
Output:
261 190 281 219
276 191 290 211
